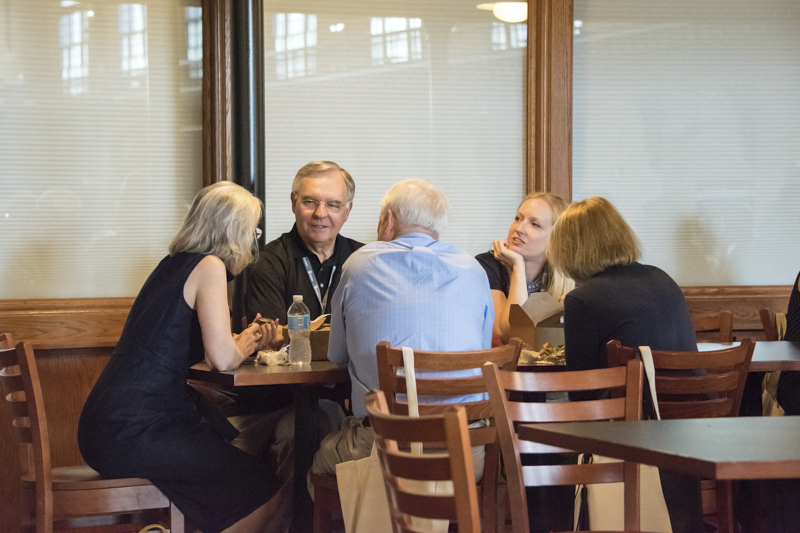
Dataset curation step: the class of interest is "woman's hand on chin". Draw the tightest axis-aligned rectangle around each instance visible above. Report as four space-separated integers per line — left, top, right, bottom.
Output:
493 238 524 270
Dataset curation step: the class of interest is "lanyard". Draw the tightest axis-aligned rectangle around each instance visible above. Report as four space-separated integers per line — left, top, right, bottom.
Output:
302 256 336 311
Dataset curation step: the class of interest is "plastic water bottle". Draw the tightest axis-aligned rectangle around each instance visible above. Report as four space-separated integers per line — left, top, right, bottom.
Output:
287 295 312 365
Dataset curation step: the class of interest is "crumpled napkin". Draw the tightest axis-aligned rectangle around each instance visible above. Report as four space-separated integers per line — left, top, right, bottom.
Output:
256 345 289 366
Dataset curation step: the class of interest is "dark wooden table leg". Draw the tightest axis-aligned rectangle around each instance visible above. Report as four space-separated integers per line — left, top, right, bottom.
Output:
290 384 320 533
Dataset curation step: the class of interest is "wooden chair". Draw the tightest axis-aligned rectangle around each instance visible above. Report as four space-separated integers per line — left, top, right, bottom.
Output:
482 359 644 533
0 336 183 533
366 389 481 533
377 338 523 531
606 339 755 533
310 338 523 533
693 311 734 343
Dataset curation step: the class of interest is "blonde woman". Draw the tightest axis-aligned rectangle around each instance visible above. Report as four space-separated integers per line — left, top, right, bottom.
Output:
475 192 574 344
548 196 703 533
79 182 283 533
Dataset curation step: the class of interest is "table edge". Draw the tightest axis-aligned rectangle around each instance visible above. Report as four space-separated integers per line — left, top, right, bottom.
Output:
188 363 349 387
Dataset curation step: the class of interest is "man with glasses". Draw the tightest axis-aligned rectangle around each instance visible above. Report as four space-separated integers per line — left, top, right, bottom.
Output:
246 160 363 326
236 162 363 533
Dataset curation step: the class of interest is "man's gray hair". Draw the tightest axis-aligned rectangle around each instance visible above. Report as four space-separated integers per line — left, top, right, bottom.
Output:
381 179 450 235
291 161 355 202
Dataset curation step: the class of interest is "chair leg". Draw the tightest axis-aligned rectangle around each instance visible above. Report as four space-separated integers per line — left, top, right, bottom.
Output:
169 502 185 533
312 483 338 533
313 501 332 533
716 480 734 533
482 443 500 533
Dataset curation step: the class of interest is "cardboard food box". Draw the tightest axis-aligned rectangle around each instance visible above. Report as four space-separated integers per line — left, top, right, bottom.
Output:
310 328 330 361
507 292 564 351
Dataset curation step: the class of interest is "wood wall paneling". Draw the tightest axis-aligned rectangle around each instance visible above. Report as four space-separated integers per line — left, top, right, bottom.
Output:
0 298 134 350
682 285 792 331
202 0 232 187
526 0 573 201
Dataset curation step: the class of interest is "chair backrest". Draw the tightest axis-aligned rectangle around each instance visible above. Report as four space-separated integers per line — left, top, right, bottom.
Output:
606 339 755 419
376 338 523 447
482 359 644 533
760 308 780 341
0 338 54 532
366 390 481 533
693 311 733 343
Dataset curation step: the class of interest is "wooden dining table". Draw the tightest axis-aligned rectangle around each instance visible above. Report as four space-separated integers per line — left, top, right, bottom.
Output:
188 359 349 533
699 340 800 372
518 417 800 481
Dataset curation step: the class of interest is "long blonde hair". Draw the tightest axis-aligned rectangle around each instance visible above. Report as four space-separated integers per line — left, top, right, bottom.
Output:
517 192 575 299
169 182 262 274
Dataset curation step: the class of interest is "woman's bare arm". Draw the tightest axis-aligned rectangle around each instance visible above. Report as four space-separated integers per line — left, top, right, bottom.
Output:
186 256 276 371
493 239 530 343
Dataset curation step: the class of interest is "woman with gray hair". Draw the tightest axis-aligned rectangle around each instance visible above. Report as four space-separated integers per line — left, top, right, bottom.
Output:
79 182 283 533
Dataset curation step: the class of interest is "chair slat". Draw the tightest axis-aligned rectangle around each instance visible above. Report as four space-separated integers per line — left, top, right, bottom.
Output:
0 368 24 394
651 347 748 370
655 372 740 395
370 413 447 443
392 489 457 521
0 347 18 368
522 461 624 487
394 400 492 420
13 418 33 443
505 397 627 423
384 344 519 371
7 391 29 417
659 399 735 419
390 375 488 396
496 364 628 392
465 425 495 447
383 452 451 481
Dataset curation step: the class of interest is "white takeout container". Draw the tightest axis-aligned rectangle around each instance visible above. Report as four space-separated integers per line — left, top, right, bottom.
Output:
507 292 564 351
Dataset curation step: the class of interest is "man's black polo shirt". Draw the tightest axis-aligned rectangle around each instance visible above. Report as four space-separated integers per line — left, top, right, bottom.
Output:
245 224 363 324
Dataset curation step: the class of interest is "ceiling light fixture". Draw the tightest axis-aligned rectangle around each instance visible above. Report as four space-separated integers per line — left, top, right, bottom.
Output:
477 2 528 24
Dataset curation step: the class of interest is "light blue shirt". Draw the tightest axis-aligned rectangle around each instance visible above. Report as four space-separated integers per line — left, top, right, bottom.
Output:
327 233 495 418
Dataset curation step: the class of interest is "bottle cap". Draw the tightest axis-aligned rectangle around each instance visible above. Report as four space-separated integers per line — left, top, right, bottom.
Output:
293 295 303 301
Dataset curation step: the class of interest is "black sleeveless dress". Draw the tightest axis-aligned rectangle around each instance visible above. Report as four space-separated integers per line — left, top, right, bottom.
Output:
79 253 278 532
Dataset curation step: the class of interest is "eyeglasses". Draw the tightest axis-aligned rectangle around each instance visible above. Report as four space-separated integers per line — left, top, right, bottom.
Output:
300 198 346 214
254 228 262 240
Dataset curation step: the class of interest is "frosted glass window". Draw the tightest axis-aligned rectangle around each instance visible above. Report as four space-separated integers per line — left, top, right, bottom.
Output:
0 1 203 299
573 0 800 286
262 1 525 256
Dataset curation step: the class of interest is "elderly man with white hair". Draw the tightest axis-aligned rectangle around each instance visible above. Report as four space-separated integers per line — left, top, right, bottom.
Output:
310 179 494 478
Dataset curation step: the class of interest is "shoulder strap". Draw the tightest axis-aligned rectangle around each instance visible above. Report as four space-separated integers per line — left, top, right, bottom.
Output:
401 347 423 455
638 346 661 420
